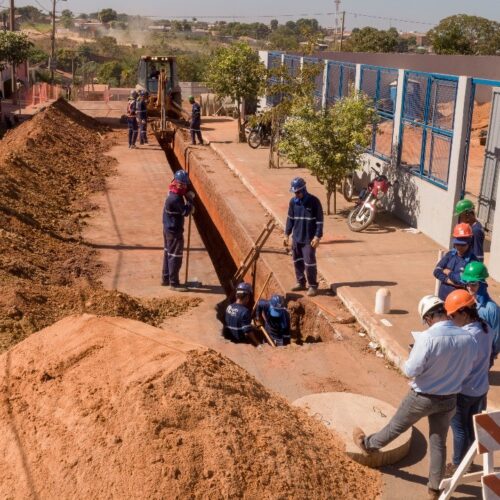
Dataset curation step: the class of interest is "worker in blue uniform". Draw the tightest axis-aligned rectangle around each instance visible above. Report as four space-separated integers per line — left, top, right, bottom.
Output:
455 199 485 262
433 223 478 301
461 261 500 364
162 169 195 291
188 95 203 145
127 90 139 149
255 294 291 346
284 177 324 297
138 90 149 145
223 282 259 345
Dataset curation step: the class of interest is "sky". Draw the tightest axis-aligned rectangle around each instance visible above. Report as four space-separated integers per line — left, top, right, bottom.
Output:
10 0 500 32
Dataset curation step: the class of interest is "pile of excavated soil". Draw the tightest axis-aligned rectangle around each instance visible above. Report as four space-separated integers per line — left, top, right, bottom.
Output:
0 315 381 499
0 99 200 351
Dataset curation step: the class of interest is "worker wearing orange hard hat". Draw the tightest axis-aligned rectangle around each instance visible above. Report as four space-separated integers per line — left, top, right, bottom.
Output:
433 223 478 301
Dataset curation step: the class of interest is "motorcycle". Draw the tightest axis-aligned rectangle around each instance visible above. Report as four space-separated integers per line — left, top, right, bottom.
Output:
347 164 393 232
247 121 271 149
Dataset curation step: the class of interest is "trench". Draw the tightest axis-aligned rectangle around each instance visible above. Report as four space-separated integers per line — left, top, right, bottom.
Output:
155 130 354 345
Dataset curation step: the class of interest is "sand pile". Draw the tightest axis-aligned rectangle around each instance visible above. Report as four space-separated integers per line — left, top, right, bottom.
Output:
0 315 381 499
0 99 199 351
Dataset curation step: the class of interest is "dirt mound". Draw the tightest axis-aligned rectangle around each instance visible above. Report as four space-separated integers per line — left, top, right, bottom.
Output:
0 315 381 499
0 99 200 351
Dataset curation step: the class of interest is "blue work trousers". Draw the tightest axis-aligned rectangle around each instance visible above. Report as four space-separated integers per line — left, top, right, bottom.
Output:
451 392 487 465
190 119 203 144
292 241 318 288
139 118 148 144
128 117 138 146
162 231 184 286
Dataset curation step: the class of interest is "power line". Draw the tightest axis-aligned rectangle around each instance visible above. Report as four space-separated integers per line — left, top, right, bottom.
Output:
345 11 435 27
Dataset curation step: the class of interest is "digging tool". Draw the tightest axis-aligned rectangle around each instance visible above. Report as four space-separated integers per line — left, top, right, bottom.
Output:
258 324 276 347
251 272 273 315
184 212 192 286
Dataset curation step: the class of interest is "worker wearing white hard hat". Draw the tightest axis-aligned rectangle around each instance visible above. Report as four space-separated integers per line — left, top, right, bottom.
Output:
353 295 478 499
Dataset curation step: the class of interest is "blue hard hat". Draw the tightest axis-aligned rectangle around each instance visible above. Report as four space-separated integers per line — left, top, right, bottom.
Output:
269 294 285 317
236 282 253 296
174 170 189 184
290 177 306 193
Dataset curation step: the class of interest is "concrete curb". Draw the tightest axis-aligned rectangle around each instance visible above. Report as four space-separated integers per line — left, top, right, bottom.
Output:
209 141 408 373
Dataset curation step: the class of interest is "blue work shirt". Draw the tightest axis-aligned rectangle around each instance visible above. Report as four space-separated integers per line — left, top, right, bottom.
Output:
460 321 491 397
405 320 478 395
433 248 478 300
137 98 147 120
162 192 190 236
285 192 324 244
191 102 201 127
255 299 291 343
476 284 500 355
224 303 252 342
471 221 485 262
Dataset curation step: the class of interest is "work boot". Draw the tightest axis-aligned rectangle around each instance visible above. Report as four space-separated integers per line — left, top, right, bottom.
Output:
352 427 370 455
307 287 318 297
291 282 306 292
427 488 440 500
444 463 457 478
161 279 169 287
169 284 189 292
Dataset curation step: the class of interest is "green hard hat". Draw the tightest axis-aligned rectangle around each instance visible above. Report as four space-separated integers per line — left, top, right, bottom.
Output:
455 199 475 216
461 261 489 283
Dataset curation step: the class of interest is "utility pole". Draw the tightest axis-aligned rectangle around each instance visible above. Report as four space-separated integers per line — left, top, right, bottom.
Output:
339 11 346 51
9 0 16 96
50 0 56 83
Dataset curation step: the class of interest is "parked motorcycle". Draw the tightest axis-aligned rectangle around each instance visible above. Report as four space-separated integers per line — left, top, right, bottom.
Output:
247 121 271 149
347 164 393 232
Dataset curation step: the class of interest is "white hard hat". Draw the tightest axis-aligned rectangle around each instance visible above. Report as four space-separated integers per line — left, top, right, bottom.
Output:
418 295 444 320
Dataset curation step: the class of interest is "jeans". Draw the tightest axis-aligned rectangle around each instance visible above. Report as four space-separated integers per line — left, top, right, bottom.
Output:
364 389 456 491
162 231 184 286
451 392 487 465
190 120 203 144
292 241 318 287
127 118 138 146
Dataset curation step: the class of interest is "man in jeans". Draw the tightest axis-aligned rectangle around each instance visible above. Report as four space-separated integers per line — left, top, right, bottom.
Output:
353 295 478 499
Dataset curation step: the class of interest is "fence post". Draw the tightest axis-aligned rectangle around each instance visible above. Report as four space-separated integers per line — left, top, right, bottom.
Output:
392 69 405 152
321 60 328 109
355 63 362 92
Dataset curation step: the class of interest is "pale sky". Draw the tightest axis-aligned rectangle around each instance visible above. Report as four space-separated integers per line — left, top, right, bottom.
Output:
11 0 500 31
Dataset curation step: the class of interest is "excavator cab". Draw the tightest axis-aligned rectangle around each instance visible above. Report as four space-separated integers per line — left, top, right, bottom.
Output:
136 56 182 120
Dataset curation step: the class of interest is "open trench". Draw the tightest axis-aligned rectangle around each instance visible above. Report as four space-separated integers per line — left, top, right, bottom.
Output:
156 127 359 345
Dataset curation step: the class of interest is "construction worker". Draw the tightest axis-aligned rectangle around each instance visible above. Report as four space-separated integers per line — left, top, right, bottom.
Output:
223 283 260 345
127 90 139 149
353 295 478 500
255 294 291 346
433 223 478 300
461 261 500 362
455 199 485 262
284 177 323 297
444 290 491 476
161 169 195 291
138 90 149 145
188 96 203 145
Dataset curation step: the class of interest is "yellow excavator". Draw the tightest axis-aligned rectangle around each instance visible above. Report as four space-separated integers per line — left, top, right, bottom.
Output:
136 55 187 139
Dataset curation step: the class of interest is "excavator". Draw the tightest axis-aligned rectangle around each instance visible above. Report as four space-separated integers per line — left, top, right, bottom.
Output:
136 55 187 140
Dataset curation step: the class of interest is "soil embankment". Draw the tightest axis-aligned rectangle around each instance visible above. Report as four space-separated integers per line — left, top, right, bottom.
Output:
0 314 381 499
0 99 199 352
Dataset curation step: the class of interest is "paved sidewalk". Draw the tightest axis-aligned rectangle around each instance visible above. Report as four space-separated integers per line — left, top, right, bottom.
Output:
202 117 500 405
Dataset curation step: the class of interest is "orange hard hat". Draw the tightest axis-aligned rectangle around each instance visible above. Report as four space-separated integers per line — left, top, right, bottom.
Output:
452 223 473 238
444 289 476 315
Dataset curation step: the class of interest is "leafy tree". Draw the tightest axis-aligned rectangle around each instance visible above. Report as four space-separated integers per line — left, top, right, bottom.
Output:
29 46 49 65
94 35 119 57
270 19 278 31
346 27 402 53
16 6 47 24
60 9 74 29
98 8 118 24
77 43 93 61
98 61 123 85
0 31 33 71
280 92 377 214
428 15 500 55
204 42 266 141
78 13 89 20
177 53 210 82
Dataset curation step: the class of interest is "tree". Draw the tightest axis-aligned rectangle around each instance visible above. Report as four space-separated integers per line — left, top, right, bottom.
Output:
98 8 118 24
0 31 33 71
177 53 210 82
279 92 377 214
16 6 47 24
60 9 74 29
345 26 402 53
428 15 500 55
205 42 266 141
270 19 278 31
98 61 123 86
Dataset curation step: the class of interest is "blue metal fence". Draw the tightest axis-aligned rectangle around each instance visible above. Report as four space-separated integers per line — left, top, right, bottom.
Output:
325 61 356 106
266 52 283 106
360 65 398 159
303 56 324 108
399 71 458 188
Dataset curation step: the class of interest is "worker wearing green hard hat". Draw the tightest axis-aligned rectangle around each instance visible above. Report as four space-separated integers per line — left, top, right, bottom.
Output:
460 261 499 364
454 199 485 262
